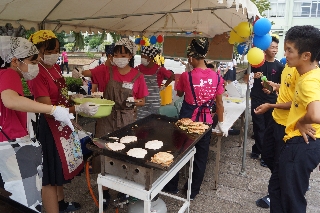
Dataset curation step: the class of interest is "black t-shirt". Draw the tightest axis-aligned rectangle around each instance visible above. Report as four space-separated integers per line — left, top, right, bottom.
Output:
249 60 284 103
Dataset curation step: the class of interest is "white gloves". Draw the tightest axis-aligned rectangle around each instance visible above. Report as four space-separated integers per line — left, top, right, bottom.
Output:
217 121 228 137
72 68 83 79
75 102 99 116
51 106 75 131
160 85 166 91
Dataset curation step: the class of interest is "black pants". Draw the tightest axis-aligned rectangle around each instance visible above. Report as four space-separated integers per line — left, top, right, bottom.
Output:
60 62 70 74
261 118 285 172
251 98 273 155
269 137 320 213
164 130 211 197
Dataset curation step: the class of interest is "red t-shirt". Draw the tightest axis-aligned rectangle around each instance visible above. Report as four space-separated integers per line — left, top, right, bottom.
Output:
135 64 173 87
27 64 61 105
62 51 68 62
0 69 28 142
176 68 224 123
91 65 149 99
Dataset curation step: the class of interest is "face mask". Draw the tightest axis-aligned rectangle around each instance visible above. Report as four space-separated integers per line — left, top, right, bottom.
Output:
43 53 59 66
110 59 115 66
113 58 129 68
141 58 150 66
18 60 40 81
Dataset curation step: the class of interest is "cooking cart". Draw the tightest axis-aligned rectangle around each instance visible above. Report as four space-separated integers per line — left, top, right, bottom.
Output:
87 114 211 213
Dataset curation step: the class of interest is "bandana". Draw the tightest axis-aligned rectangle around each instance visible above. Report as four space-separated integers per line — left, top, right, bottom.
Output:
186 37 209 58
0 36 39 67
115 38 137 56
105 43 115 55
29 30 57 44
141 46 160 59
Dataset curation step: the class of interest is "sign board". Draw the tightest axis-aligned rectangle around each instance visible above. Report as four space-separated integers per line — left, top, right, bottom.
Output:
163 33 233 60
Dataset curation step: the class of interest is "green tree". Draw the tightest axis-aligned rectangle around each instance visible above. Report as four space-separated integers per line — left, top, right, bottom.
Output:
72 31 85 51
250 0 271 17
65 43 75 51
88 35 103 51
55 31 67 47
109 32 121 43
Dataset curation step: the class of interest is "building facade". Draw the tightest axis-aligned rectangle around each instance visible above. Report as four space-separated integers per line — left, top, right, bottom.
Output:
265 0 320 58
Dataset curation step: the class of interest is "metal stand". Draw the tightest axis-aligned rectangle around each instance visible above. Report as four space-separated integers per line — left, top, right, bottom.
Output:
97 147 196 213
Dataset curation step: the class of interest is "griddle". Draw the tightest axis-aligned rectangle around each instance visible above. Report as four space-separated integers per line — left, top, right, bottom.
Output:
87 114 211 171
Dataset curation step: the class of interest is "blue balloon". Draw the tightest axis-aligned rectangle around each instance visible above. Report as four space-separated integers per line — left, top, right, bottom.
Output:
253 18 272 36
237 42 249 55
185 32 192 35
280 57 286 65
150 36 157 44
253 34 272 51
135 38 141 45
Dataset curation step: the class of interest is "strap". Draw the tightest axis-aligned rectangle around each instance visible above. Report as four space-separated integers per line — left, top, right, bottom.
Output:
188 71 198 107
109 66 113 80
155 66 161 74
0 126 14 142
131 71 142 83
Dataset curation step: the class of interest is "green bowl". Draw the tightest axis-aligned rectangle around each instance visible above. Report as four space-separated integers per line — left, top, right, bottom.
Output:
73 98 115 118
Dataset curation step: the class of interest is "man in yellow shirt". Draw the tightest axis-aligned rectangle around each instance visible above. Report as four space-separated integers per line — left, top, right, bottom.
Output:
268 25 320 213
254 65 299 208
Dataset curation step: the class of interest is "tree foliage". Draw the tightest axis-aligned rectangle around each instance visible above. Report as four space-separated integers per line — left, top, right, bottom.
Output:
55 31 67 47
250 0 271 17
109 32 121 43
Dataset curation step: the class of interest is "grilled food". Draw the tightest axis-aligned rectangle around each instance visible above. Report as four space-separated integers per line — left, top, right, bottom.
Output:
151 152 174 166
120 136 137 144
127 148 148 158
175 119 210 134
145 140 163 150
106 142 125 151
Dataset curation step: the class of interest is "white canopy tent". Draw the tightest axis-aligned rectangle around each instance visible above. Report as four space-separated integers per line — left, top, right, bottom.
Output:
0 0 259 37
0 0 259 174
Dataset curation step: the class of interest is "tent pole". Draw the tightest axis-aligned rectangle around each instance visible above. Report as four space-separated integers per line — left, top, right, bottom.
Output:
240 57 251 175
240 21 254 175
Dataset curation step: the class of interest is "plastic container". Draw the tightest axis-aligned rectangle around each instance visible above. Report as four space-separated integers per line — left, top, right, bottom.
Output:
160 85 172 105
73 98 115 118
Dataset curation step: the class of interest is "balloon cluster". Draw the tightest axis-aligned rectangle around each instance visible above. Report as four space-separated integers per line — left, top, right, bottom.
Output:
135 35 164 47
230 18 273 68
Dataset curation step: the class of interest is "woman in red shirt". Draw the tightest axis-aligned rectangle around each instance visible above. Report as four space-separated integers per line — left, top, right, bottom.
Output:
135 46 174 119
72 38 149 210
28 30 98 213
0 36 73 212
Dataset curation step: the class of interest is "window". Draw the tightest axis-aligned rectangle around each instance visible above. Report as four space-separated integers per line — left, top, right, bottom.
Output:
293 0 320 17
264 0 286 18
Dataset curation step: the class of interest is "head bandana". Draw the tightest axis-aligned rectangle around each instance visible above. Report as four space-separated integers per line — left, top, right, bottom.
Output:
28 30 57 44
141 46 160 59
186 37 209 58
105 43 115 55
0 36 39 67
115 38 137 56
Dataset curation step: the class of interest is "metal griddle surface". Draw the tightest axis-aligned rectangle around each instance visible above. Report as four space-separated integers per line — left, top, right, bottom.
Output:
87 114 211 170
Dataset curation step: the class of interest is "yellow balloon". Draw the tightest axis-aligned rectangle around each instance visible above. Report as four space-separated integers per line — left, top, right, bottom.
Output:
230 27 245 43
237 22 253 38
247 47 265 65
228 37 235 44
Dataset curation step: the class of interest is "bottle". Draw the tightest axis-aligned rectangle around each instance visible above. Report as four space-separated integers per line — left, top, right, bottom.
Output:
261 76 273 92
88 81 92 95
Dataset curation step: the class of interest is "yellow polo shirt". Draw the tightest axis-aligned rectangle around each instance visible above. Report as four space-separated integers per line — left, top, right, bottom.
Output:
284 68 320 142
272 66 299 126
